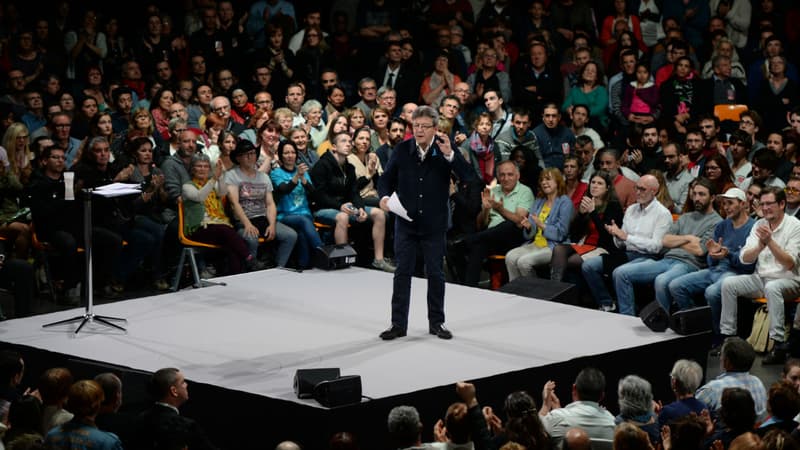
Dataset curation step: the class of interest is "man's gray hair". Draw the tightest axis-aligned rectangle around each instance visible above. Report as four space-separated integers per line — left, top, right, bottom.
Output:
301 100 323 116
411 105 439 124
618 375 653 418
169 118 188 133
358 77 376 90
670 359 703 395
387 405 421 446
87 136 109 151
191 152 211 168
377 86 396 98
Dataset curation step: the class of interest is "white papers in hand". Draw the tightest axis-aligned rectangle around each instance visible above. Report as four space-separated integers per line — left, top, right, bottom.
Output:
93 183 142 197
64 172 75 200
388 192 413 222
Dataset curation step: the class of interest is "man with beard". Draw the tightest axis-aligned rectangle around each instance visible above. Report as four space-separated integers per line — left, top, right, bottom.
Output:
698 115 723 158
720 186 800 365
569 104 603 151
685 128 707 178
495 107 541 166
376 117 406 168
664 142 696 213
765 132 793 183
612 177 722 315
627 124 663 175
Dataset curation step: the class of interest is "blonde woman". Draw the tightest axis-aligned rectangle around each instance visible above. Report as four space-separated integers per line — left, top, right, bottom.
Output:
1 123 33 184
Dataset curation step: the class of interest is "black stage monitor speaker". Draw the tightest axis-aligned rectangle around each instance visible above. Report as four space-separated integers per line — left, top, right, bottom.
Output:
294 368 341 399
498 277 578 305
640 301 669 332
313 375 362 407
670 305 712 335
313 244 357 270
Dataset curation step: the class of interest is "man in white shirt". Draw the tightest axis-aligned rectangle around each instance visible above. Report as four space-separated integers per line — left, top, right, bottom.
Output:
582 174 673 311
539 367 616 442
720 186 800 365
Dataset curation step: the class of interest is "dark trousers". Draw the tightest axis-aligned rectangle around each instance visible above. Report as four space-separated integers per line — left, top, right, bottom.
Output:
390 223 446 330
0 259 33 317
464 220 524 287
190 224 250 274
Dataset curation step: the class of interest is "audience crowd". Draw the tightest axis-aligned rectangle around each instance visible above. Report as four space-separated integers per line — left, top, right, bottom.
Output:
4 0 800 442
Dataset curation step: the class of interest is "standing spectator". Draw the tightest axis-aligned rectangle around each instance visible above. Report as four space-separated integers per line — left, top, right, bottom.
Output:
709 0 751 50
63 9 107 80
662 0 710 51
755 56 798 135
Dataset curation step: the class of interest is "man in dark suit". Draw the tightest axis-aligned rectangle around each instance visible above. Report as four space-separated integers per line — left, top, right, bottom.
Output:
135 368 218 450
378 105 474 340
374 41 422 108
695 55 747 117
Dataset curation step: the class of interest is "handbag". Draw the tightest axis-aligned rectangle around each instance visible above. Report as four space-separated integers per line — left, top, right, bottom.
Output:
571 243 609 261
747 305 774 353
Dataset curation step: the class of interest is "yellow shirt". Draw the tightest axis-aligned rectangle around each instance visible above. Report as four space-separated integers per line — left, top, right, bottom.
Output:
533 204 551 248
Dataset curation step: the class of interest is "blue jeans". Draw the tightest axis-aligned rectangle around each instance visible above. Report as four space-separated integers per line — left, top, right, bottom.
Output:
134 215 167 278
280 214 323 268
581 251 647 308
613 258 694 315
668 269 736 334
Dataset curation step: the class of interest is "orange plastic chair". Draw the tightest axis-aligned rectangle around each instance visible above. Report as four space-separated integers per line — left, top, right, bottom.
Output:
487 254 508 290
172 199 225 291
714 104 748 122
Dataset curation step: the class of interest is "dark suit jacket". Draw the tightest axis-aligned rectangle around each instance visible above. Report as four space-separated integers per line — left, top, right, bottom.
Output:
694 76 747 116
374 63 422 106
378 138 474 233
134 403 218 450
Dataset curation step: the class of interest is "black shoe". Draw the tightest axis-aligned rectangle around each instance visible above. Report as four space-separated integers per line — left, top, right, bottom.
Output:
429 323 453 340
763 346 788 365
379 325 407 340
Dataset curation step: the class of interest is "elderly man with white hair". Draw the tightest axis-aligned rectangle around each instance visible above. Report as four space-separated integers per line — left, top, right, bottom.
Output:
658 359 707 428
301 99 326 151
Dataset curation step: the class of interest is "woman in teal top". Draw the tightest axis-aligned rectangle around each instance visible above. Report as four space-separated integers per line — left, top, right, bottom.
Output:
270 141 322 269
562 61 610 131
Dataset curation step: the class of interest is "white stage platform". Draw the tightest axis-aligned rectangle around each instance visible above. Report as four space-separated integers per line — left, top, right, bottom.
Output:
0 267 686 408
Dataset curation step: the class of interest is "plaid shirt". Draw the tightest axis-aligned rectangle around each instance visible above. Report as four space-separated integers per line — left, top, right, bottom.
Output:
695 371 767 422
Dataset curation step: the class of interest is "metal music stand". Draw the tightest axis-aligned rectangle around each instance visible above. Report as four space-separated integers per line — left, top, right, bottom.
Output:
43 187 133 334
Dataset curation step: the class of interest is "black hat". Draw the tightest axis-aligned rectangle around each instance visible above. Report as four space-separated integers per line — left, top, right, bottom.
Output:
230 139 255 163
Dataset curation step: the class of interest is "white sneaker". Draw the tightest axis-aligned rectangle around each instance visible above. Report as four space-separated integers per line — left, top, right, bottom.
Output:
599 303 617 313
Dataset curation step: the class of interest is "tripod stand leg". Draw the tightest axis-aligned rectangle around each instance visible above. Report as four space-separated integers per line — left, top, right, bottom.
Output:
74 316 91 334
94 315 127 323
43 315 88 328
93 316 127 332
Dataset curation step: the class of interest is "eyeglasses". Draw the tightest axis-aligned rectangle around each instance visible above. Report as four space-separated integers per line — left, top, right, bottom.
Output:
412 123 435 130
213 105 231 112
634 185 649 192
786 187 800 194
760 200 779 207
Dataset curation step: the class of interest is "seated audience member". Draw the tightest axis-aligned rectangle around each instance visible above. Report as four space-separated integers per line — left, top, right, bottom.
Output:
562 62 609 132
93 373 135 450
649 170 676 214
460 161 532 287
39 368 73 433
317 114 350 157
664 415 708 450
226 140 297 268
696 337 767 422
494 107 541 167
783 359 800 392
376 118 406 168
550 171 624 297
270 141 323 269
509 146 541 191
747 181 765 220
289 126 319 169
757 381 800 436
719 186 800 365
668 188 755 339
613 178 721 316
703 153 736 216
658 359 707 428
621 63 659 130
613 422 651 450
569 105 604 153
563 155 588 211
310 132 394 272
5 395 43 445
616 375 660 445
484 390 550 450
581 174 672 312
25 146 82 303
136 368 217 450
301 100 326 151
728 130 752 189
533 104 575 170
386 406 427 450
44 380 123 450
505 168 573 282
74 137 153 296
704 388 758 449
538 367 615 443
182 153 253 274
663 142 695 214
432 382 495 450
255 120 282 174
348 127 382 206
741 148 786 191
595 148 636 211
459 112 497 185
659 56 699 136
